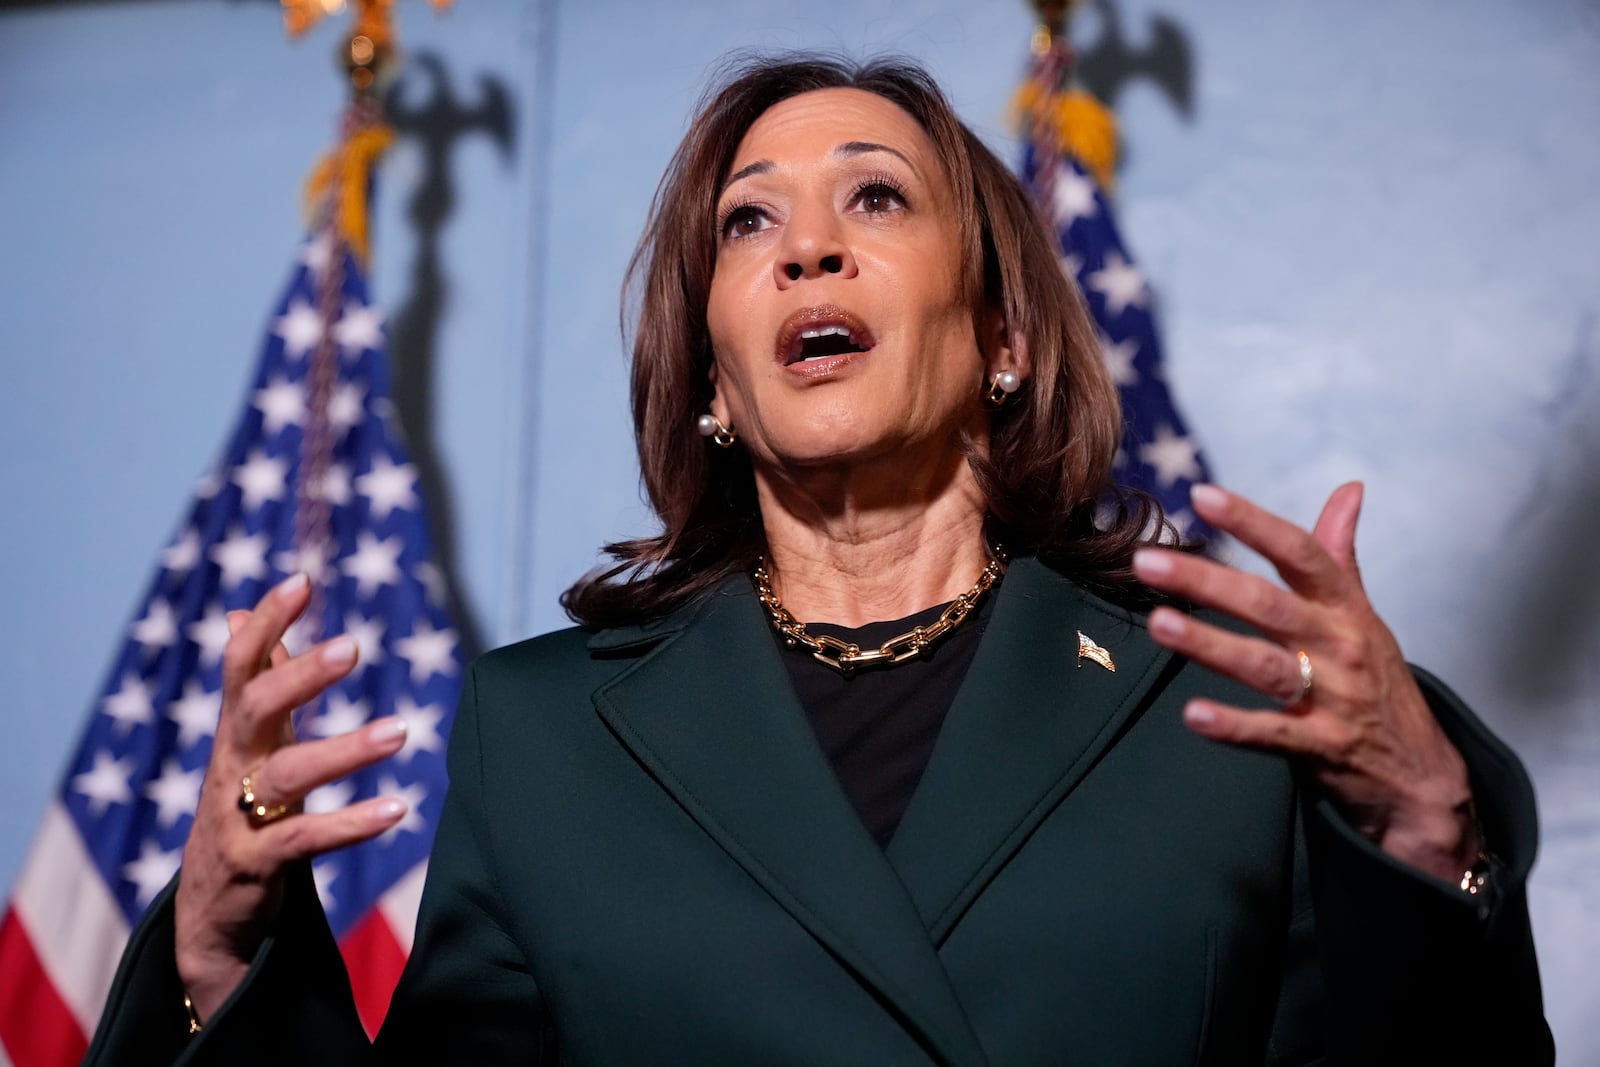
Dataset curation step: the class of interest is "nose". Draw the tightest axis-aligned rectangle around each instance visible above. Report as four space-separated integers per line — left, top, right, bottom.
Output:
774 206 857 288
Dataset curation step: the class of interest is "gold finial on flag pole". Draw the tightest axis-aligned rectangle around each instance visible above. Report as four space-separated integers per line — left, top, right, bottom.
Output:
280 0 453 95
1030 0 1081 54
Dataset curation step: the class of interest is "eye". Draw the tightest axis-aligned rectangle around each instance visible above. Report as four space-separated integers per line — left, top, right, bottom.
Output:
850 179 908 215
718 203 772 241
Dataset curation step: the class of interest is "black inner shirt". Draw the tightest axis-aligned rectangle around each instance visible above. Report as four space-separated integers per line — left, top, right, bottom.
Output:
773 593 995 848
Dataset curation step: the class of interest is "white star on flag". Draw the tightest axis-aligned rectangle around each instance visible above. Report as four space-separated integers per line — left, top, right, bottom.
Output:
1087 252 1148 317
377 776 429 842
342 532 404 597
143 758 204 829
254 377 308 435
210 527 272 591
161 528 201 574
317 461 354 507
306 780 357 815
186 606 233 669
1138 423 1204 488
274 299 324 361
233 449 291 511
274 540 332 586
131 599 179 649
355 454 419 521
334 302 384 354
395 620 458 687
328 381 367 432
308 693 370 739
72 751 135 816
342 612 387 671
299 232 335 279
122 840 183 907
312 860 340 910
167 680 221 748
1100 336 1140 387
1051 166 1099 225
394 696 446 762
102 674 155 735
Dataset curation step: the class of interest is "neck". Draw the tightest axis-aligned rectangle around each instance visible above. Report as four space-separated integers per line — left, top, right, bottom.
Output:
753 444 993 627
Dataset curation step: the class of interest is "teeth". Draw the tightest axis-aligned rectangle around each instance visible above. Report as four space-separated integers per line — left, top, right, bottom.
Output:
799 326 852 340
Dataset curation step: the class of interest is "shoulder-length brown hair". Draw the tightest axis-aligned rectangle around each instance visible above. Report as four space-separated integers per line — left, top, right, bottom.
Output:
563 52 1172 629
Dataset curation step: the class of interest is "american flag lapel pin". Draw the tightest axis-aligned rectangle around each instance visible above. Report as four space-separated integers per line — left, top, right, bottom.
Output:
1076 630 1116 672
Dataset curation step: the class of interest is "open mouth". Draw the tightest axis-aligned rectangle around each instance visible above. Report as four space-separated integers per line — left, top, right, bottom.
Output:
776 306 876 368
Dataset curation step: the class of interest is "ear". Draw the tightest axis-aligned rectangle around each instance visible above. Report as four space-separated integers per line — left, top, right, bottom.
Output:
980 305 1029 382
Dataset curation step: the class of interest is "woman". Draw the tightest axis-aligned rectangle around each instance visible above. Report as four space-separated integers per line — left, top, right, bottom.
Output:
86 54 1550 1064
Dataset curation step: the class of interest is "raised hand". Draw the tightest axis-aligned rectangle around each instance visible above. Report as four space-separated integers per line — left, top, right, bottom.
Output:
1132 483 1479 883
174 573 410 1023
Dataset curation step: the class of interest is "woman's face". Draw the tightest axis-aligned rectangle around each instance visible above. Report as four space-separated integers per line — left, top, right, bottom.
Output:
706 88 1011 476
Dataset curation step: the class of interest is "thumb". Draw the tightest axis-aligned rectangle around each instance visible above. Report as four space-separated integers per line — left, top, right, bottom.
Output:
1312 481 1364 577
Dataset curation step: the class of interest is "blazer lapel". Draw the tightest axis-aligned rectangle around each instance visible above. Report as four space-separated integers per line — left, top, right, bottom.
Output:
592 578 991 1067
885 558 1176 942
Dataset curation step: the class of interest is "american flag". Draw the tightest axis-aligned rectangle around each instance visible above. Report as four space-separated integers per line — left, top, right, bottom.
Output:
1021 46 1216 539
0 219 460 1063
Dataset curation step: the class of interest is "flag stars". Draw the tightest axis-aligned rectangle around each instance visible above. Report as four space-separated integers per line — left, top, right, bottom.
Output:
328 382 367 432
1052 166 1100 225
1100 337 1140 388
211 528 271 591
274 299 324 361
122 840 182 907
186 606 233 669
377 776 429 842
1139 424 1204 489
161 528 202 575
342 613 386 672
356 454 419 521
254 377 307 436
317 462 354 507
312 860 340 910
342 532 404 596
101 674 155 735
299 232 336 280
167 680 221 749
334 302 384 355
233 450 290 512
1087 252 1148 317
393 696 445 762
307 693 370 739
131 600 179 650
72 751 135 816
143 758 203 828
395 620 458 688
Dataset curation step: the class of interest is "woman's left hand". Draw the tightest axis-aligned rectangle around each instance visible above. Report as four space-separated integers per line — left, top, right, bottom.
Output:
1132 482 1479 884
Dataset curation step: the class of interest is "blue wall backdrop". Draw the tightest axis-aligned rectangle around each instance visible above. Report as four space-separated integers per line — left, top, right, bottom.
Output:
2 0 1596 1053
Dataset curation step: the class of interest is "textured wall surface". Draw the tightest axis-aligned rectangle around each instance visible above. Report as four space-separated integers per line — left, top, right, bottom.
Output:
2 0 1596 1054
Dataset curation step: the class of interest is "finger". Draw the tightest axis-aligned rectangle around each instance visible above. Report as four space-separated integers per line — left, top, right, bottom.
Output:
221 575 311 715
250 717 409 808
1311 481 1364 578
1147 607 1310 703
258 797 410 864
1188 484 1348 602
1181 699 1348 759
226 636 359 749
1133 549 1314 642
227 611 292 670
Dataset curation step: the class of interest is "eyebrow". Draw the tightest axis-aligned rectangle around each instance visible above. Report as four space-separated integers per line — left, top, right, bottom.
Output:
719 141 916 194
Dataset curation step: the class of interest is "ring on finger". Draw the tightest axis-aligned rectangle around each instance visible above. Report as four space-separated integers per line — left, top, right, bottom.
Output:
1286 649 1314 707
238 770 291 826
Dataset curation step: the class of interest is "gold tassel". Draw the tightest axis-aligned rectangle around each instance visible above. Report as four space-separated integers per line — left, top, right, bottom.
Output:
1012 82 1119 192
301 122 395 265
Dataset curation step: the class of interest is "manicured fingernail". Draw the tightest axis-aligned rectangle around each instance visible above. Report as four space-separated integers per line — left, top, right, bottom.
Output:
1190 484 1227 513
375 798 407 822
369 717 407 745
1148 608 1186 638
1184 701 1216 727
1132 548 1172 578
274 572 310 602
320 636 358 666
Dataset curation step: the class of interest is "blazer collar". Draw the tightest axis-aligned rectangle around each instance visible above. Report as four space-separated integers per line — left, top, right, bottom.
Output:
589 559 1172 1063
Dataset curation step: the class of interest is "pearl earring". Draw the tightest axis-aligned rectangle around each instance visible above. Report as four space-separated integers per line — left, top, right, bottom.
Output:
986 369 1022 407
696 412 737 447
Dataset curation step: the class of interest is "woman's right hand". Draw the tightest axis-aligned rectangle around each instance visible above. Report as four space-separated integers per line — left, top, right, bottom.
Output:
174 572 410 1023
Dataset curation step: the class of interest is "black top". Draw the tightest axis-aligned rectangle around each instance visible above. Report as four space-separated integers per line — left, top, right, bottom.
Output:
774 593 995 847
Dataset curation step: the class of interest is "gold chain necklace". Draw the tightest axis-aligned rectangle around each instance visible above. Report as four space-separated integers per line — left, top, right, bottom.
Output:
753 548 1006 674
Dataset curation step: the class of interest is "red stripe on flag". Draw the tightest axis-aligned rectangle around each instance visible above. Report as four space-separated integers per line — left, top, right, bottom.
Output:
0 910 88 1067
338 910 406 1040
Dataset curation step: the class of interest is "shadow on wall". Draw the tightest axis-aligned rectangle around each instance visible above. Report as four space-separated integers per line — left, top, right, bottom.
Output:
1489 312 1600 723
382 52 514 661
1073 0 1196 124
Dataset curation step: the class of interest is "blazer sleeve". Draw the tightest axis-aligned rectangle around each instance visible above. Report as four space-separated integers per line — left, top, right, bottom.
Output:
81 662 553 1066
1266 666 1554 1066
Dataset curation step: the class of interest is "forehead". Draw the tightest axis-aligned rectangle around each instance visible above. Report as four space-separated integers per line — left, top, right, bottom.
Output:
730 87 936 169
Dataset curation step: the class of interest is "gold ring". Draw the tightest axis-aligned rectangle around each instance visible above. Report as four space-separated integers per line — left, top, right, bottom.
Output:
238 771 290 826
1290 650 1314 706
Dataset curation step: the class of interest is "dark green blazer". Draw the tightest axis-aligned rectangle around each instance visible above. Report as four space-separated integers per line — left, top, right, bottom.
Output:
86 558 1552 1065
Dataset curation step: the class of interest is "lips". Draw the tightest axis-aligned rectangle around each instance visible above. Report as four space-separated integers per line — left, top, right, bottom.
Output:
774 306 877 369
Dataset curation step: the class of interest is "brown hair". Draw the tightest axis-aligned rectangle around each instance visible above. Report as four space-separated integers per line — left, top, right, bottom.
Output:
562 52 1173 628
